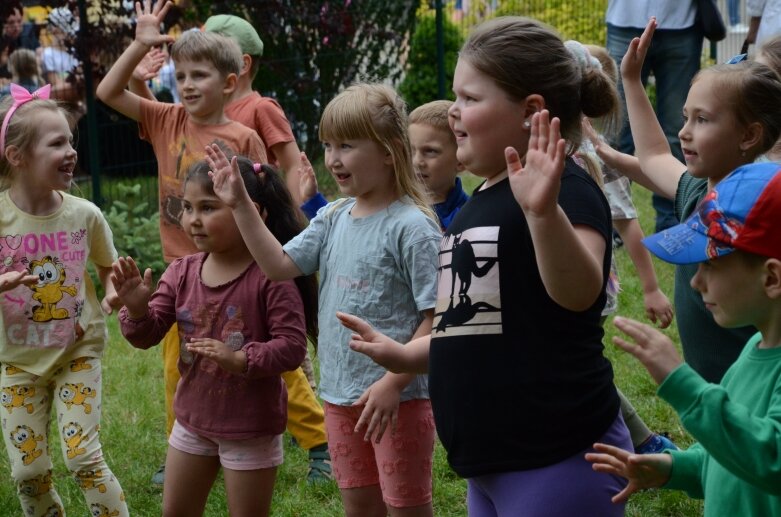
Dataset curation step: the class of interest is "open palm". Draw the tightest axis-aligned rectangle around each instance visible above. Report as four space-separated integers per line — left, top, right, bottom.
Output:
620 17 656 81
508 110 566 218
134 0 174 48
204 144 251 208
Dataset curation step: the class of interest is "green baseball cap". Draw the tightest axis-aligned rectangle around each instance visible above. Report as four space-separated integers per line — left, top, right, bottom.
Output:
204 14 264 56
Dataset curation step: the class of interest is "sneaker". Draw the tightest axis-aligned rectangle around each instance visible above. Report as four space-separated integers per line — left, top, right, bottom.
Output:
307 444 334 485
635 432 678 454
729 23 749 33
612 232 624 249
151 463 165 485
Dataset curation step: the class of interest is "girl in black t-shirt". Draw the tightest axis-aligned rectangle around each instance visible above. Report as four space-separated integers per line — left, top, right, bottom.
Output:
339 16 633 517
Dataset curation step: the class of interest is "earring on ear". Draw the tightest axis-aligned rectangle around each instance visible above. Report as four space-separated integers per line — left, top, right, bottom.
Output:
741 150 747 157
522 119 531 130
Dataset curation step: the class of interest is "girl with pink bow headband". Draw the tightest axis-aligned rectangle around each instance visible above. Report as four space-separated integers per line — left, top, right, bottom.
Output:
0 85 128 516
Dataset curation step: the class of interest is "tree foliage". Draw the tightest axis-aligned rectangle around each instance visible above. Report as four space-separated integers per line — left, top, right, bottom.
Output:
399 12 464 111
201 0 419 157
462 0 608 44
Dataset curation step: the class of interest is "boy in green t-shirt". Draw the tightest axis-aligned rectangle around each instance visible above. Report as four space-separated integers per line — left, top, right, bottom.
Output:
587 163 781 516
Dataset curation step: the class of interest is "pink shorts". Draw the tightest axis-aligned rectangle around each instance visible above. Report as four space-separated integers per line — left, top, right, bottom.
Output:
324 399 435 508
169 420 283 471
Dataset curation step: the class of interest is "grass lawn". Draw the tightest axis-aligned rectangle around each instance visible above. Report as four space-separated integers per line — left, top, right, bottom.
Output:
0 180 704 516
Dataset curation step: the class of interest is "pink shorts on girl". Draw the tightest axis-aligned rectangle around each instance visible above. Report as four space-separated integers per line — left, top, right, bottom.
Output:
169 420 283 470
324 399 435 508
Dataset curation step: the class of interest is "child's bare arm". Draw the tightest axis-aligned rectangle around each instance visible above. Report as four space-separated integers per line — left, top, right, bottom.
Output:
582 118 644 182
509 110 604 311
96 0 173 120
621 17 686 199
204 144 303 280
613 218 673 328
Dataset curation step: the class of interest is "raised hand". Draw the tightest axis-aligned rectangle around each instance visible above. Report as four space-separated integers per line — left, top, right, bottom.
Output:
110 256 153 319
0 270 37 293
508 110 566 219
298 152 320 203
132 46 166 82
134 0 174 49
585 443 672 503
612 316 682 384
621 17 656 82
204 143 252 209
337 312 411 373
186 338 247 373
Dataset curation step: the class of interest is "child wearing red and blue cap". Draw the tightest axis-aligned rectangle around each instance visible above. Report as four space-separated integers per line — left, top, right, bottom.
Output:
586 162 781 516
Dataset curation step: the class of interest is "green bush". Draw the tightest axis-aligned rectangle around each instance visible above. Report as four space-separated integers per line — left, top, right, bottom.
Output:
493 0 608 44
103 183 165 280
399 12 464 110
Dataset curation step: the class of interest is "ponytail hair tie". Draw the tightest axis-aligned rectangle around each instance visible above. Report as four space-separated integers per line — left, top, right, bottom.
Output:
563 40 602 77
253 162 265 179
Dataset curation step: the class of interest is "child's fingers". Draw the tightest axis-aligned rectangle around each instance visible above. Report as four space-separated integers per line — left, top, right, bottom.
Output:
504 146 522 176
336 312 372 338
612 335 640 356
593 442 631 460
612 484 637 504
536 111 550 152
372 414 389 443
142 268 153 289
300 151 311 168
613 316 653 342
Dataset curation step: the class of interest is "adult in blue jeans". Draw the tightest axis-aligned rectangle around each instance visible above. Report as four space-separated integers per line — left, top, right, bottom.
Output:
606 0 703 232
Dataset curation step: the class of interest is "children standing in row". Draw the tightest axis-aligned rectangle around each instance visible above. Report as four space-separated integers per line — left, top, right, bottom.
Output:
605 18 781 382
341 16 632 516
113 158 312 517
205 83 441 517
587 162 781 516
96 0 268 486
0 89 128 516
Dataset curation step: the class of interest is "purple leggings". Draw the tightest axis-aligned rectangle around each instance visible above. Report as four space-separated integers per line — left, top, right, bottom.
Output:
467 411 630 517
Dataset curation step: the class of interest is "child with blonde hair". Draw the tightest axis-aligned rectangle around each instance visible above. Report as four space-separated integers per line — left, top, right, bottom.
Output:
0 87 127 516
598 18 781 383
206 83 441 517
0 48 42 97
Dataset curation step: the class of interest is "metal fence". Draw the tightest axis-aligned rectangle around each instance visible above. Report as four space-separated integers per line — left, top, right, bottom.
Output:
5 0 744 209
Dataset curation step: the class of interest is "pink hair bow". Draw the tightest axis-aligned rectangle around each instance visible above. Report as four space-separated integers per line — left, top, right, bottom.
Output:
0 83 53 155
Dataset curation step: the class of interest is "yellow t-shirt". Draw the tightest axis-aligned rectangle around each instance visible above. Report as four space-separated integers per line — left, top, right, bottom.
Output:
0 191 117 375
